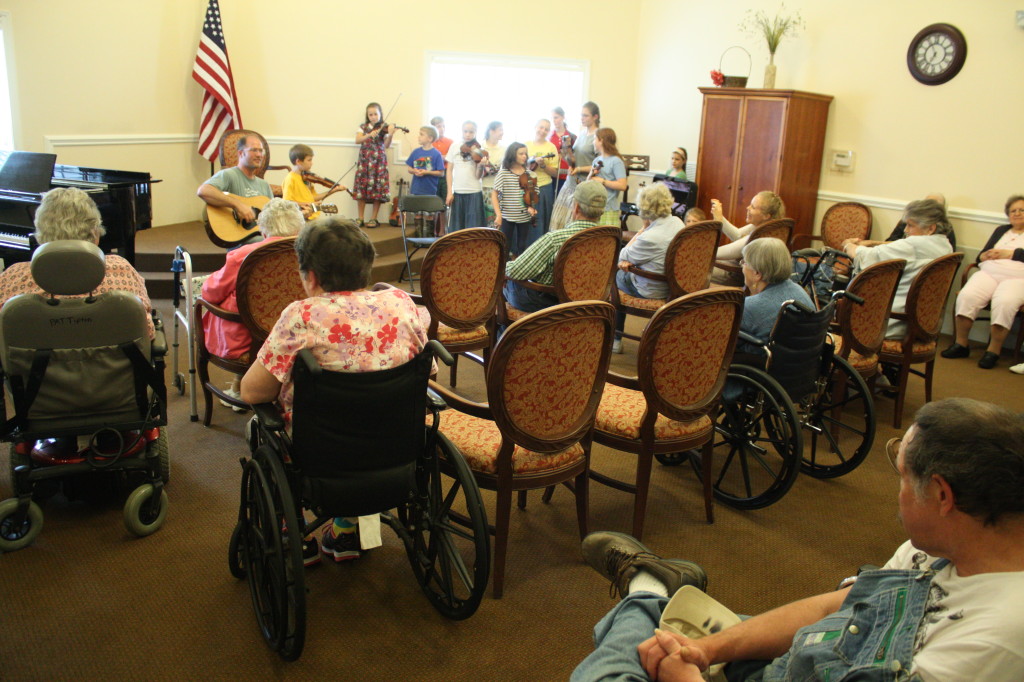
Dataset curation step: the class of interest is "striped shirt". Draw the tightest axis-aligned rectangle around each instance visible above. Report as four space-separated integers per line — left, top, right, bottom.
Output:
505 219 598 285
493 168 537 224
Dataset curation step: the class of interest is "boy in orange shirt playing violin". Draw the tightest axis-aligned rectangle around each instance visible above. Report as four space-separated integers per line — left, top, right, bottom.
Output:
282 144 348 220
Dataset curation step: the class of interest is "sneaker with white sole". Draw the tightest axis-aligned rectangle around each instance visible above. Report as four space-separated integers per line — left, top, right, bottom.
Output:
611 338 623 354
219 386 248 413
321 527 360 562
1011 362 1024 375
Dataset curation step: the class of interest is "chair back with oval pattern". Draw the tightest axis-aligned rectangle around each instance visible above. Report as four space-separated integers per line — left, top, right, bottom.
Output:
903 252 963 342
748 218 795 248
553 226 620 303
420 228 506 331
236 237 306 355
837 258 906 358
487 301 615 453
667 221 722 297
218 129 272 178
636 289 744 423
820 202 872 250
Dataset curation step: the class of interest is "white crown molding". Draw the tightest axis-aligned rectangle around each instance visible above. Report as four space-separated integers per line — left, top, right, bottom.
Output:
45 134 199 149
817 190 1004 226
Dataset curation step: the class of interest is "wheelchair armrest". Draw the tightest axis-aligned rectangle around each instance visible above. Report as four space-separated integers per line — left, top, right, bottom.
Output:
196 297 242 323
790 234 823 250
508 277 555 295
252 402 284 431
152 327 168 358
407 292 424 305
427 339 454 367
428 379 492 420
427 387 447 411
626 264 667 282
737 330 765 347
605 370 639 390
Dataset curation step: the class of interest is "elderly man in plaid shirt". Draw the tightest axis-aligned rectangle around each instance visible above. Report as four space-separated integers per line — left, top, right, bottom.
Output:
502 180 608 314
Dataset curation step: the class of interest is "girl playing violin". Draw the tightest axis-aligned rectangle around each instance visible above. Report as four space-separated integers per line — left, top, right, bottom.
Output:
353 102 394 228
549 107 577 194
480 121 505 228
282 144 348 221
549 101 600 231
444 121 485 232
491 142 538 259
525 118 559 249
591 128 628 226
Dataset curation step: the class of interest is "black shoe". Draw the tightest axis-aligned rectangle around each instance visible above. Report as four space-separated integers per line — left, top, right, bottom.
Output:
978 352 999 369
581 531 707 599
940 343 970 359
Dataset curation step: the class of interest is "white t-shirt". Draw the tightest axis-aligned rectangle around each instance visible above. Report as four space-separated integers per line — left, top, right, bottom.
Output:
882 540 1024 681
445 145 483 194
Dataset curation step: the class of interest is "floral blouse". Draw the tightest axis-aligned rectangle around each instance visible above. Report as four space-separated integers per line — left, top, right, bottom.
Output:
257 287 429 422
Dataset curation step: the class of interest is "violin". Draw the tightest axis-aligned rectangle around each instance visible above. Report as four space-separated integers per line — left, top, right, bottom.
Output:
527 152 556 172
301 171 354 198
368 121 410 137
518 171 539 225
587 159 605 181
460 139 489 163
560 134 576 168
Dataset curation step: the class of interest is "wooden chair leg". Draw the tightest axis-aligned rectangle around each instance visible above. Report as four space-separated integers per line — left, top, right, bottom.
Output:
700 439 715 524
631 452 654 540
541 485 556 503
449 353 460 387
492 487 513 598
923 358 935 402
893 361 911 429
517 490 527 509
574 470 589 539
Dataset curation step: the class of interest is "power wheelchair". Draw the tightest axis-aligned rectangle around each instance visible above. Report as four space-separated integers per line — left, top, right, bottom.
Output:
659 290 875 509
0 241 169 551
229 340 489 661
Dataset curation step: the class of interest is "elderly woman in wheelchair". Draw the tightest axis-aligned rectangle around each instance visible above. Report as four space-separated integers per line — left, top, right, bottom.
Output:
672 238 874 510
233 216 488 659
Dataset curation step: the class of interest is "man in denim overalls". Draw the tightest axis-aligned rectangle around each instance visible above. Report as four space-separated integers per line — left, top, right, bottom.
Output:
573 398 1024 681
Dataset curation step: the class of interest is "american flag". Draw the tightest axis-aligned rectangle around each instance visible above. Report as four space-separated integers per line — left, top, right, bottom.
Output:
192 0 243 161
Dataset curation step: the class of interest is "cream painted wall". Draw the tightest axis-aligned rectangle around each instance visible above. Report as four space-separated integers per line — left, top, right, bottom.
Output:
632 0 1023 250
1 0 640 226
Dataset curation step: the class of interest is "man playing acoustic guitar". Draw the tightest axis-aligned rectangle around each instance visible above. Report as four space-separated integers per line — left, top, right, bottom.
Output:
197 133 273 246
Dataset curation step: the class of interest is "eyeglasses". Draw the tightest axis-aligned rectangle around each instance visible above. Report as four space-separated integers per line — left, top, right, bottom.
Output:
885 437 902 473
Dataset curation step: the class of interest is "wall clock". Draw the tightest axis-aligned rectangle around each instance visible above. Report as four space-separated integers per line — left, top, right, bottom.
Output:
907 23 967 85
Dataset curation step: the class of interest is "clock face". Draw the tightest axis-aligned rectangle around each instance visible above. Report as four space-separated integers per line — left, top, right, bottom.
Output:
907 23 967 85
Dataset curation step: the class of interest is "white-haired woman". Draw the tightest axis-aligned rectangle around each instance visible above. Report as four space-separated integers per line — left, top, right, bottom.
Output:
201 198 305 403
612 182 685 352
0 187 154 337
736 237 812 364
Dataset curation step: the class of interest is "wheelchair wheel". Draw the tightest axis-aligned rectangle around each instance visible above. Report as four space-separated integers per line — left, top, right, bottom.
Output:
123 484 168 536
228 522 246 579
239 448 306 661
150 431 169 484
693 366 802 509
400 431 489 620
173 372 186 396
0 498 43 551
800 356 876 479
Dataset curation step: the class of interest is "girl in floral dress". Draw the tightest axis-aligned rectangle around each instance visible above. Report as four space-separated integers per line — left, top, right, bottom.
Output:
353 102 394 228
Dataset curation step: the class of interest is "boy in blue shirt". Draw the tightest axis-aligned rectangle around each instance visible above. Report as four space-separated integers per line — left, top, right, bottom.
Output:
405 125 445 235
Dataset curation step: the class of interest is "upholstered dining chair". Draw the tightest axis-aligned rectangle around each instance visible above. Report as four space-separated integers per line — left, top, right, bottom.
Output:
791 202 873 251
616 220 722 342
879 252 963 428
410 228 506 387
830 258 907 384
714 217 795 276
589 288 744 538
217 129 289 182
430 301 616 598
194 238 306 426
499 225 620 326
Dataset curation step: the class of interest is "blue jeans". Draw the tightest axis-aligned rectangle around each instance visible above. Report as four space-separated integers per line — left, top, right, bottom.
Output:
571 592 668 682
503 280 558 315
501 219 531 259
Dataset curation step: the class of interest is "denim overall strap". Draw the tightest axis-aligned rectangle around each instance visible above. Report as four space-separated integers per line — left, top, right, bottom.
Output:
758 557 949 681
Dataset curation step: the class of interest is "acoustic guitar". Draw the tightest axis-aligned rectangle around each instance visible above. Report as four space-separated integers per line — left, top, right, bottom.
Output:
203 194 338 248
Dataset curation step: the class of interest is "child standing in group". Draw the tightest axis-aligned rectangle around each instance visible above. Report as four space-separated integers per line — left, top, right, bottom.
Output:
666 147 688 180
406 125 446 236
491 142 538 258
281 144 348 221
445 121 485 232
525 118 559 248
430 116 452 233
480 121 505 228
353 102 394 228
591 127 628 226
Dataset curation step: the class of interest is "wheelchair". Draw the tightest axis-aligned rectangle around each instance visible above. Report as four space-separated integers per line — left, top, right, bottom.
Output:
229 340 489 661
0 241 169 551
659 291 875 509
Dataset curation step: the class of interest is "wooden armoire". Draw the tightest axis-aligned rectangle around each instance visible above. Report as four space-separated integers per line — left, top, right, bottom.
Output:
694 88 833 241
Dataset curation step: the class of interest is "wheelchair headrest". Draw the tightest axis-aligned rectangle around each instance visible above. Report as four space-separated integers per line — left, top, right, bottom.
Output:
30 240 106 295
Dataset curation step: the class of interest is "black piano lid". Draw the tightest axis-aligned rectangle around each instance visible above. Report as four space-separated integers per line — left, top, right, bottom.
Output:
52 164 156 189
0 150 57 194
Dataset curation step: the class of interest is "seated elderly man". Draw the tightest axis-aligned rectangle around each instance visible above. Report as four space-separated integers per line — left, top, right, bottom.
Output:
843 199 954 340
0 186 153 338
201 198 306 408
612 183 685 353
573 397 1024 682
241 216 430 564
710 191 785 286
502 180 607 315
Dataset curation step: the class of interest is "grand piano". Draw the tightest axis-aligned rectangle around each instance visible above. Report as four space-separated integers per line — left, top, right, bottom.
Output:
0 150 158 267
